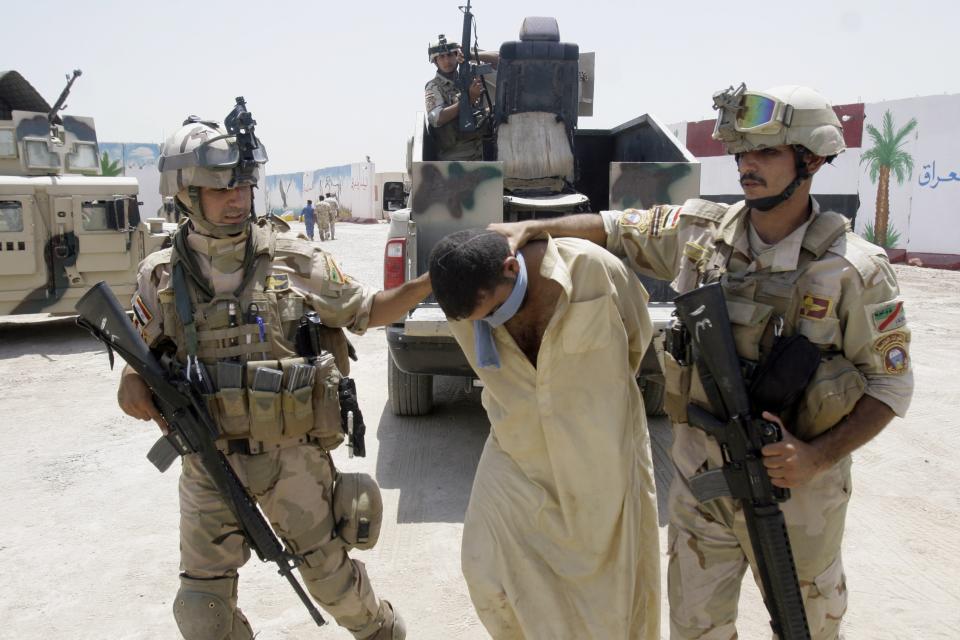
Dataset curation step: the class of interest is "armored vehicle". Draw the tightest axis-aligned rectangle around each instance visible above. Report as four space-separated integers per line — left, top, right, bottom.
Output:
383 15 699 416
0 70 169 316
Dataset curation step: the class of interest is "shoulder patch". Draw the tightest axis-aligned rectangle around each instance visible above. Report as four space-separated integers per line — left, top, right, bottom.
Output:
132 294 153 327
870 300 907 332
651 205 683 236
678 198 729 223
800 293 834 320
619 209 650 233
325 254 346 285
265 273 290 292
873 331 909 374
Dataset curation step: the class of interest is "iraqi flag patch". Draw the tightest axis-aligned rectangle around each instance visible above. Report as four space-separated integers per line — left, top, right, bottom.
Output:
132 294 153 328
872 301 906 333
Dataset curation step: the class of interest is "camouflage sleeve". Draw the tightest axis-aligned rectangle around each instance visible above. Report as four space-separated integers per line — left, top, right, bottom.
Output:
839 254 914 417
131 260 165 347
289 251 376 335
424 79 446 127
601 200 723 287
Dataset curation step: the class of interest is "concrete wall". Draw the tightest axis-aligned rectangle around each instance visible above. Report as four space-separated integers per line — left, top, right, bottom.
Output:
264 162 376 219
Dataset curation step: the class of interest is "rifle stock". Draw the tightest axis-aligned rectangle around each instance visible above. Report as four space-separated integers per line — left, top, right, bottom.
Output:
75 281 326 627
674 283 811 640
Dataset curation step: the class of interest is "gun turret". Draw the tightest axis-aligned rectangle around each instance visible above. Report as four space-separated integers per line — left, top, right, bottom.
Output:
48 69 82 128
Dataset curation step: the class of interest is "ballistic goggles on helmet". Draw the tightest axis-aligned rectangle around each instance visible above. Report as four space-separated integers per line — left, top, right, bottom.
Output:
158 133 268 174
712 83 795 142
428 34 460 61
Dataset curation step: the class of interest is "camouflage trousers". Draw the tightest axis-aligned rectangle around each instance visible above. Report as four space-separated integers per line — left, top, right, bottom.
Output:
667 423 852 640
178 443 382 638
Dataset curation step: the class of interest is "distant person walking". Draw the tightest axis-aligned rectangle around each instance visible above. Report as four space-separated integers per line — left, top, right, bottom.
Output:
325 193 340 239
317 199 332 241
300 199 316 240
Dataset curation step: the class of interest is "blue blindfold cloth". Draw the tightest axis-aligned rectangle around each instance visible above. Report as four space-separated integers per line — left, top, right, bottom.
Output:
474 252 528 369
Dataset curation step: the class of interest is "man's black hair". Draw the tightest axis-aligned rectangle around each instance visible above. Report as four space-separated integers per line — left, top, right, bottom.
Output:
307 199 312 205
429 229 511 320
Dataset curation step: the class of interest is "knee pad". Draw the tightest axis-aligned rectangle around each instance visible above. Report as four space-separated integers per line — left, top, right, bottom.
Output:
333 472 383 550
173 576 253 640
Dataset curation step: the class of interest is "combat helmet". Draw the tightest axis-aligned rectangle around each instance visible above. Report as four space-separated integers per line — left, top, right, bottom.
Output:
711 83 845 210
158 98 268 236
428 34 460 62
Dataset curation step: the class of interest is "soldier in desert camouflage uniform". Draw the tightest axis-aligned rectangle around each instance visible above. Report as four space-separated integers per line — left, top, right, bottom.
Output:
324 193 339 239
424 35 497 161
117 108 430 640
492 84 914 639
316 197 332 241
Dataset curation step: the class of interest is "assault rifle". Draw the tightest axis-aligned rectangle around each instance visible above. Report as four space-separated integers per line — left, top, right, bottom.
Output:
457 0 494 134
673 283 811 640
75 281 326 628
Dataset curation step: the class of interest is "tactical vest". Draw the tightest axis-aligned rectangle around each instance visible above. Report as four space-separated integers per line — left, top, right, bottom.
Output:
664 204 867 440
156 220 353 451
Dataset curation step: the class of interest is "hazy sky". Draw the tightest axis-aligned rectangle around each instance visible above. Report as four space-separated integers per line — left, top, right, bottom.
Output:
6 0 958 175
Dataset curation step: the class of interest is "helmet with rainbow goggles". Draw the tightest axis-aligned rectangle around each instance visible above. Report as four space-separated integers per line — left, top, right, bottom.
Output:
711 83 845 157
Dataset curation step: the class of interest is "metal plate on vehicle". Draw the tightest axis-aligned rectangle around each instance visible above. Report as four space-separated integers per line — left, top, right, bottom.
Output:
404 304 451 337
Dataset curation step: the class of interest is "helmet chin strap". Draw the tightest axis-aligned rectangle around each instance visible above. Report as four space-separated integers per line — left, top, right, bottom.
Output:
743 147 810 212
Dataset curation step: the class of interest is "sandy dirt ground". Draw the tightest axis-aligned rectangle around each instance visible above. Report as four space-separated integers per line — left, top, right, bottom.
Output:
1 221 957 639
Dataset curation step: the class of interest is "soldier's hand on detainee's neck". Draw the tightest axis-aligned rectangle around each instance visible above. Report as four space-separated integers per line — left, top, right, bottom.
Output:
488 221 536 255
760 411 827 488
489 214 607 255
118 365 167 433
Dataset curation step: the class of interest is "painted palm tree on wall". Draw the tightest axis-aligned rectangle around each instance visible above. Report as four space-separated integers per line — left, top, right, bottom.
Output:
100 151 122 177
859 110 918 248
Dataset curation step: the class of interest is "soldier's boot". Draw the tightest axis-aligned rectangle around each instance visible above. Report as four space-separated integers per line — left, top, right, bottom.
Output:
359 600 405 640
172 575 254 640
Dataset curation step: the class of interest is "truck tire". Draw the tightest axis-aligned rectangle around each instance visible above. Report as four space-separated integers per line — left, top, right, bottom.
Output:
388 356 434 416
640 377 666 417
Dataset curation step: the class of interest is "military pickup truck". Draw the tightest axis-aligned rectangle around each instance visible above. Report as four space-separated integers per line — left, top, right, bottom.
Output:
0 70 169 316
382 16 698 416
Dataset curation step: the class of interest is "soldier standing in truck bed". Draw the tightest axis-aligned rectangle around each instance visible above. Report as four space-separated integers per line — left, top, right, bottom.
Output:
424 34 498 161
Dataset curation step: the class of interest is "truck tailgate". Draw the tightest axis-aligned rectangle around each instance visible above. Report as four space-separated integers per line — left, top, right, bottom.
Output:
404 304 452 337
404 302 674 337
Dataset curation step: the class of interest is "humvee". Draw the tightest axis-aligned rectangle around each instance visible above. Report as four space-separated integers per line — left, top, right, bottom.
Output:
383 16 700 416
0 70 169 316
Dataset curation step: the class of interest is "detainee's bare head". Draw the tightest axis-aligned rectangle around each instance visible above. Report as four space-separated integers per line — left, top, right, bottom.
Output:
429 229 514 321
